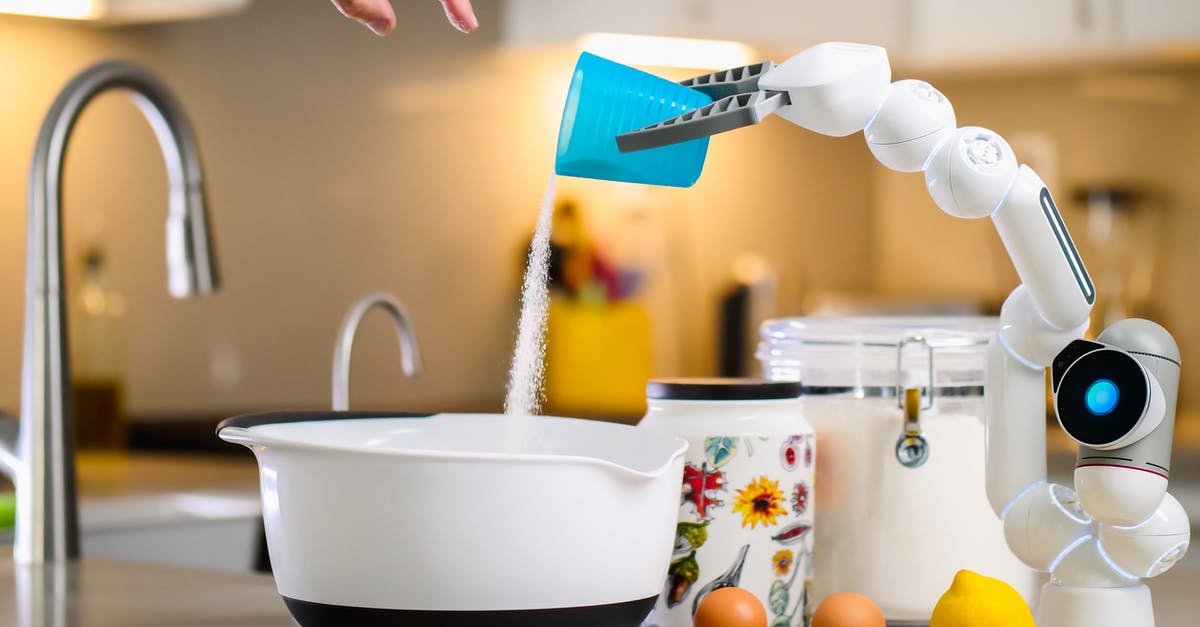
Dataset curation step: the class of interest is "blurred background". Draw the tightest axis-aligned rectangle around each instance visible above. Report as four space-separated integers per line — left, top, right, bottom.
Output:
3 0 1200 421
0 0 1198 573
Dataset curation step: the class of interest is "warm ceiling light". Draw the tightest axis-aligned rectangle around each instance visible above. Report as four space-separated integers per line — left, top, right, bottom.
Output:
0 0 99 19
0 0 248 22
580 33 754 70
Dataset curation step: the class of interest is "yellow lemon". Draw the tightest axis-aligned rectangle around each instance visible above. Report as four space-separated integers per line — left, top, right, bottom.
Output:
929 570 1035 627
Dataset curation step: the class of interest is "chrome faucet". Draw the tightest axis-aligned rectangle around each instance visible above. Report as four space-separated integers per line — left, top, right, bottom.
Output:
332 293 422 411
0 61 219 564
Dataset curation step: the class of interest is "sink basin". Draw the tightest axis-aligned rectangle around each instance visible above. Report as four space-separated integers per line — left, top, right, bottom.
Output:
0 491 263 573
79 491 262 573
82 492 261 528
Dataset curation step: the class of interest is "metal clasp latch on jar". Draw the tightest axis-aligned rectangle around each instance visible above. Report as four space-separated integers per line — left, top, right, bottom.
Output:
895 336 933 468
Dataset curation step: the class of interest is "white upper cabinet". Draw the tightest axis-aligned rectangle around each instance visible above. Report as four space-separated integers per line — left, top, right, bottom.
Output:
0 0 250 23
906 0 1116 69
1114 0 1200 52
502 0 1200 69
689 1 907 52
501 0 694 46
501 0 905 53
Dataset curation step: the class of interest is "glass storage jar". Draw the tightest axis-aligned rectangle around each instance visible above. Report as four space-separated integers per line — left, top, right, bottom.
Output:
757 317 1038 623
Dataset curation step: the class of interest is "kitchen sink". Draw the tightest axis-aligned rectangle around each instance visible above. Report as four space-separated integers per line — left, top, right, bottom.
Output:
0 491 263 574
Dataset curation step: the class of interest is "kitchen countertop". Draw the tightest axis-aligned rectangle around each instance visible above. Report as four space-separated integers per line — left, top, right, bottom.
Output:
0 551 293 626
0 550 1194 626
0 446 1192 625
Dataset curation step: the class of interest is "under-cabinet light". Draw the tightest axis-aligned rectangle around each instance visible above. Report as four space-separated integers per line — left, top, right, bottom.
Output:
0 0 248 23
579 32 754 70
0 0 98 20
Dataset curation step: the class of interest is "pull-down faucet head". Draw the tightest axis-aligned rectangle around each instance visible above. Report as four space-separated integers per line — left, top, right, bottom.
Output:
30 60 219 297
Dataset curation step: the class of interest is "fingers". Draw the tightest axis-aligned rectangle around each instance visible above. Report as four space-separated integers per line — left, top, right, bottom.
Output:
440 0 478 33
331 0 478 36
331 0 397 36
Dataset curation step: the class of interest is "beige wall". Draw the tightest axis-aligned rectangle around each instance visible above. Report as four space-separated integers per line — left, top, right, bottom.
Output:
4 3 1193 420
0 1 875 417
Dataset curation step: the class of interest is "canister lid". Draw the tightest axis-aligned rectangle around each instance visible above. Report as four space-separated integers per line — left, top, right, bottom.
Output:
646 378 802 401
757 317 996 389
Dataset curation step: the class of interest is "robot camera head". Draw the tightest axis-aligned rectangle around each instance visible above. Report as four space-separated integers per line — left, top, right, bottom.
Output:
1052 339 1165 451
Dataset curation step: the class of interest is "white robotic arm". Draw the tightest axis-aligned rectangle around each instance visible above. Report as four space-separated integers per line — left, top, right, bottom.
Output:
617 41 1188 627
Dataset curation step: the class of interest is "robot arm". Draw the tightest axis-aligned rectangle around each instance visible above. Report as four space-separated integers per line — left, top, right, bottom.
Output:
616 41 1189 605
621 42 1096 512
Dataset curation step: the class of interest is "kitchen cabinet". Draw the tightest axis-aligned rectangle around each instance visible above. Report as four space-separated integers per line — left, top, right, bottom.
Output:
0 0 250 23
503 0 1200 70
1115 0 1200 52
501 0 905 54
906 0 1116 68
501 0 692 46
683 1 906 52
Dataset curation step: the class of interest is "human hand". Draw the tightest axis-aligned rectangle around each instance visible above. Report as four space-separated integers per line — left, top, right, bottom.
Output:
330 0 478 36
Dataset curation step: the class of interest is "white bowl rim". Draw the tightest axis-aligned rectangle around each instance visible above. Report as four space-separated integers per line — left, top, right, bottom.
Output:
218 411 688 480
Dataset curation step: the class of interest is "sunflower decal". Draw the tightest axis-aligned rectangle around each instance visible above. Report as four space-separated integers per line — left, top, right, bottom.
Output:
733 476 787 529
772 549 794 576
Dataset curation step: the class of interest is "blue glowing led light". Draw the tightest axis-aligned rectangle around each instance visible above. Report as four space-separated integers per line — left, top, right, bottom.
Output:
1085 379 1119 416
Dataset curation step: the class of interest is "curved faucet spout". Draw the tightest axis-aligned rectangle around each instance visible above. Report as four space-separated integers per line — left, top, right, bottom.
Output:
30 61 219 298
332 293 423 411
11 61 220 565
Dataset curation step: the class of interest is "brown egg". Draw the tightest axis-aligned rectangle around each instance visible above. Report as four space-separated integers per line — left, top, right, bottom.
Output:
812 592 886 627
693 587 768 627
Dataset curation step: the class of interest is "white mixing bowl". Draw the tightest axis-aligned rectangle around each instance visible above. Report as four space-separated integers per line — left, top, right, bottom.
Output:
218 411 687 626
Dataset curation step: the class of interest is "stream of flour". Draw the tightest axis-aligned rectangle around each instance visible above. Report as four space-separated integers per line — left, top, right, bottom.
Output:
503 173 557 423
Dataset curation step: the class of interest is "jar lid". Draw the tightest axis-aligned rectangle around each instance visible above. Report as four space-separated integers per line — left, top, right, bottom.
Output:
647 378 803 401
757 317 996 389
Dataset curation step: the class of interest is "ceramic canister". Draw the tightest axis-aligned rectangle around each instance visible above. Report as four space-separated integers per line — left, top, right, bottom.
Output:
639 379 813 627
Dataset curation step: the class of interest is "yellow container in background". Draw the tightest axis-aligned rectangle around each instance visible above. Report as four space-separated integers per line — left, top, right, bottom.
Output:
544 297 652 420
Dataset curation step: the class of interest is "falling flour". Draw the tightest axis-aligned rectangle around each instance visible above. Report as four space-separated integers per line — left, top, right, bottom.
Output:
503 173 557 418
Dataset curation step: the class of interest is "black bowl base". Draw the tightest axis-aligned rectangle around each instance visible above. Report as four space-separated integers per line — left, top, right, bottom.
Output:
283 595 658 627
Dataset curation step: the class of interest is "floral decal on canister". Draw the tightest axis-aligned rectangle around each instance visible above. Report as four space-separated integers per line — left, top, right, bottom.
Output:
772 549 793 576
666 551 700 608
780 435 803 471
704 436 739 468
791 480 810 516
681 463 726 520
733 476 787 529
652 433 814 627
771 520 813 546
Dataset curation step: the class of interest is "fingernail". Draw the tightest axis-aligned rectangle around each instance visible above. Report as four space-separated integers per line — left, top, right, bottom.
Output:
460 11 479 32
366 19 392 35
445 6 478 33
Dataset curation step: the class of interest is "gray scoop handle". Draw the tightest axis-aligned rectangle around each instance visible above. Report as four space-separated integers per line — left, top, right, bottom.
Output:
680 60 776 99
616 90 790 153
615 60 787 153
